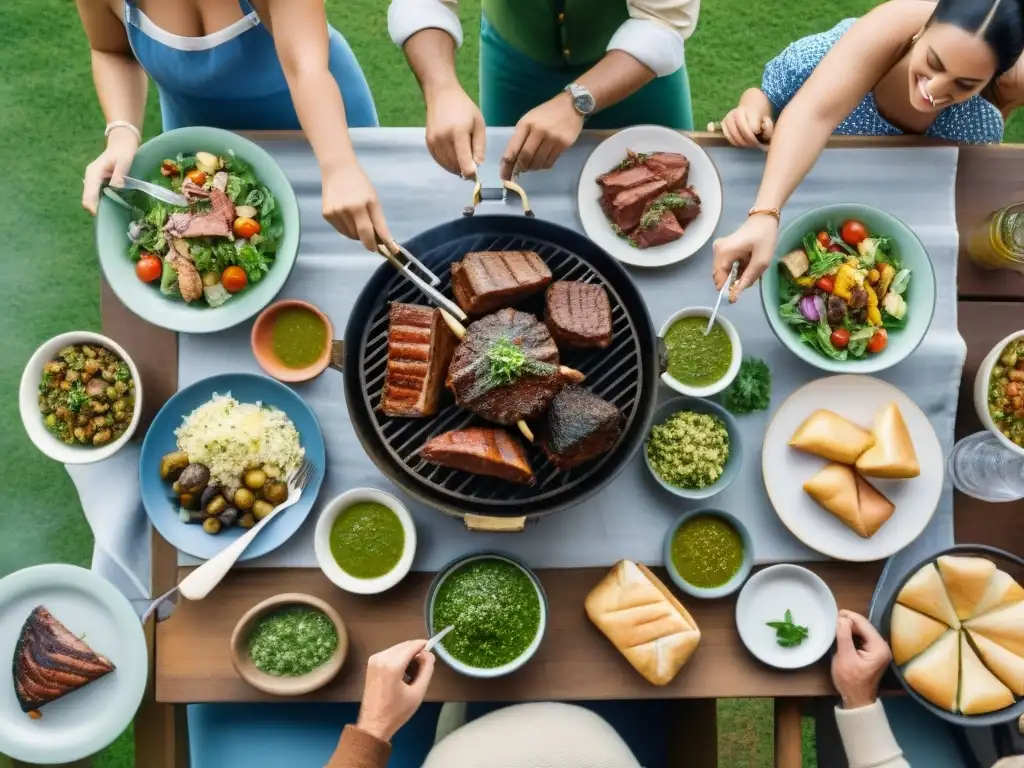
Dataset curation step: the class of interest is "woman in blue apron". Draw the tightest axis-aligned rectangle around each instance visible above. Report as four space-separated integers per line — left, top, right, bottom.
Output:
78 0 391 251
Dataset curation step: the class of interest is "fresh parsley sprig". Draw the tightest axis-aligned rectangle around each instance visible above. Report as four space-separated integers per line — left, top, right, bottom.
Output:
767 609 809 648
723 357 771 414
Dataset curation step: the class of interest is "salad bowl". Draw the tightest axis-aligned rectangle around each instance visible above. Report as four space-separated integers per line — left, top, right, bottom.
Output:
760 203 936 374
96 126 300 334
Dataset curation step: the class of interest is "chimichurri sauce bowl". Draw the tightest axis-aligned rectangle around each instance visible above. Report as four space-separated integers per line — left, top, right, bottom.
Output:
426 552 548 679
663 509 754 599
658 307 742 397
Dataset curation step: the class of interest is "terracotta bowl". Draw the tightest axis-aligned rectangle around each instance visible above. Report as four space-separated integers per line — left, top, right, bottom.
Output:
230 593 348 696
251 300 334 382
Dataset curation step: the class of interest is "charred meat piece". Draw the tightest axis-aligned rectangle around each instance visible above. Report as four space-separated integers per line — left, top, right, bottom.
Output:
545 281 613 349
644 152 690 189
380 303 456 418
450 251 552 316
633 210 685 249
14 606 115 716
540 387 624 469
669 187 702 228
596 163 661 194
604 179 668 233
446 308 563 425
420 427 534 484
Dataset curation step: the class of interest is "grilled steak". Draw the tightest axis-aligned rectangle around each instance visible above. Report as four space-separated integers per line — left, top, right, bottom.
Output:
450 251 552 316
540 387 624 469
545 281 613 349
644 152 690 189
446 308 563 424
164 188 236 239
605 179 668 233
596 163 660 194
633 210 685 249
669 186 702 227
14 606 115 716
420 427 534 483
380 303 456 418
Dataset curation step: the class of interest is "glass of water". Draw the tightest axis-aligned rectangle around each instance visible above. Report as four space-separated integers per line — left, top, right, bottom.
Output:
948 431 1024 502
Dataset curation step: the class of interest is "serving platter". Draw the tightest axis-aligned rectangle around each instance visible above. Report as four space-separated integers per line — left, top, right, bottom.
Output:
762 375 943 561
576 125 724 268
0 564 147 764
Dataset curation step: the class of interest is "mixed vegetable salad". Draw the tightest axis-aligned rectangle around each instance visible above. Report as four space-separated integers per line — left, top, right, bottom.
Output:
777 218 911 361
125 150 282 308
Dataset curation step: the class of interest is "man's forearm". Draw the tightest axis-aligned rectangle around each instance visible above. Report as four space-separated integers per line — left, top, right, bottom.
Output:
288 68 358 172
403 28 462 100
325 725 391 768
574 50 655 113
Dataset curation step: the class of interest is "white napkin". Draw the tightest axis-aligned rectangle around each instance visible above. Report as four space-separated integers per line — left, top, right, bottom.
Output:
65 442 152 601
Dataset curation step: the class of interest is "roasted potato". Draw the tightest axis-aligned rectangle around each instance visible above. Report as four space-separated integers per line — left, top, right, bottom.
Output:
204 494 227 517
178 492 198 510
178 464 211 494
160 451 190 481
252 499 274 521
261 482 287 505
202 517 221 535
244 468 267 490
239 511 256 529
199 485 222 511
218 507 239 528
233 487 255 511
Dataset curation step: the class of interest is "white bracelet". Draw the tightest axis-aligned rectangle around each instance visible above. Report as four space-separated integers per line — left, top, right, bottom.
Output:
104 121 142 143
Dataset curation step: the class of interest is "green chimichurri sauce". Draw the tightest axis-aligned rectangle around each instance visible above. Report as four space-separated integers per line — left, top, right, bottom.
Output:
247 607 338 676
432 559 541 669
670 515 744 588
329 502 405 579
664 316 732 387
272 307 328 369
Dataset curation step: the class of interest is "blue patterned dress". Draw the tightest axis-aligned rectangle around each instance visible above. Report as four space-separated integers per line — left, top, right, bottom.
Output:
761 18 1004 144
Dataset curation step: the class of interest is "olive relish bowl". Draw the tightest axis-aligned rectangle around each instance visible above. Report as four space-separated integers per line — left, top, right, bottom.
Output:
974 329 1024 458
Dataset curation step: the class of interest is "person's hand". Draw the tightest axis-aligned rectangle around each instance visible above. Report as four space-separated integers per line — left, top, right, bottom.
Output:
82 129 139 215
426 84 486 179
356 640 436 742
321 160 394 253
831 610 891 710
720 103 774 149
712 214 779 300
500 94 584 180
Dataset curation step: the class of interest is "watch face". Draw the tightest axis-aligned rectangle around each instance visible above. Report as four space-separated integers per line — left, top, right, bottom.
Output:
573 90 595 115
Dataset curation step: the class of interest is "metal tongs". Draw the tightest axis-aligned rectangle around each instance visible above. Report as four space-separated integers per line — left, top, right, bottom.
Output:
463 170 535 218
376 239 467 322
104 176 188 208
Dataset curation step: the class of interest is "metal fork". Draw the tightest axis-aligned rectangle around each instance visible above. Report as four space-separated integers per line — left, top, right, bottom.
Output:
140 458 318 624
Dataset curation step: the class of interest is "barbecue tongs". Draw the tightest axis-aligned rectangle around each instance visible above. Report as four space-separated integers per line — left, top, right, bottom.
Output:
375 238 468 322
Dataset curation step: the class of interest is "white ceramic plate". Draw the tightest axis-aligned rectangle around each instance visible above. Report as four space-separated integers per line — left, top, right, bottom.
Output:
736 564 838 670
576 125 723 268
0 565 147 764
762 375 943 561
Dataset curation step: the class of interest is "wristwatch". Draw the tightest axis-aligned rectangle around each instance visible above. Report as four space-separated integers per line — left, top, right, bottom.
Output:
564 83 596 118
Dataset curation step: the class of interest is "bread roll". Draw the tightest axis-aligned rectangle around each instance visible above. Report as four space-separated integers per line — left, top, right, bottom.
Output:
903 630 959 712
897 563 961 628
938 556 997 620
789 410 874 464
965 601 1024 657
969 630 1024 696
959 632 1015 715
855 402 920 479
802 463 895 538
585 560 700 686
890 604 948 666
973 570 1024 619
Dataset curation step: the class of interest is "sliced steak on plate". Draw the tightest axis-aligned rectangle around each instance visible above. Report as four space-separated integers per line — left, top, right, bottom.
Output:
540 387 624 469
420 427 534 484
380 303 456 418
450 251 552 316
544 281 613 349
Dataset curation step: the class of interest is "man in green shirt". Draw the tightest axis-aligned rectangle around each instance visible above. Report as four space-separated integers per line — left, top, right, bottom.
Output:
389 0 700 181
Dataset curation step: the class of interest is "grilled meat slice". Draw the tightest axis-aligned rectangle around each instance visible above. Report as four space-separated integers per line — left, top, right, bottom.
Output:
446 308 563 424
669 186 702 228
14 606 115 716
381 303 456 418
540 387 624 469
644 152 690 189
633 209 685 249
420 427 534 483
164 188 235 239
450 251 552 315
545 281 613 349
596 163 660 194
605 179 667 232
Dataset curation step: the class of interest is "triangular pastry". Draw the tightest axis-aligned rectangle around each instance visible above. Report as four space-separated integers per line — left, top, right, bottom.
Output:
938 555 996 620
855 402 920 479
973 570 1024 619
789 410 874 464
903 630 959 712
890 604 948 666
969 630 1024 696
897 563 961 628
965 601 1024 657
803 463 895 538
959 632 1015 715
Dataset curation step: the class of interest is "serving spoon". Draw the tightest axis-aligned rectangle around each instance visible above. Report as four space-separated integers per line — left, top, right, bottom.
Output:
404 625 454 683
706 261 739 336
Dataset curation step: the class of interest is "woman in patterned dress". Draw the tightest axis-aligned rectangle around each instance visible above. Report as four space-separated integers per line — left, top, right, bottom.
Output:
711 0 1024 300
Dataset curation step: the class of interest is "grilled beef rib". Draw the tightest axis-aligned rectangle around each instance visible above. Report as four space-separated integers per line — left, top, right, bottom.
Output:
540 387 624 469
545 281 613 349
380 303 456 418
450 251 552 315
420 427 534 484
14 606 115 716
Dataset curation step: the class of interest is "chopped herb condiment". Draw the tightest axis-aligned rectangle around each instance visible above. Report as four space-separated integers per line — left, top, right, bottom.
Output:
663 316 733 387
670 515 744 588
483 336 556 390
647 411 730 489
617 150 650 170
638 192 696 231
433 559 541 669
247 607 338 677
329 502 405 579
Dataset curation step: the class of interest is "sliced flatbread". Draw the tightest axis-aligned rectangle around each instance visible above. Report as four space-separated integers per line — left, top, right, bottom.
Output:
897 563 961 629
789 409 874 464
959 632 1015 715
973 570 1024 619
903 630 959 712
855 402 920 479
965 601 1024 657
803 463 895 538
970 630 1024 697
890 604 949 666
938 556 997 621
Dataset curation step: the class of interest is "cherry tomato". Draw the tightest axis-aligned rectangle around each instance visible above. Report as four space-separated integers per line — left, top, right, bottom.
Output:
221 266 248 293
815 276 835 293
827 244 844 253
160 160 180 177
867 328 888 354
830 329 850 349
841 219 869 246
135 254 162 283
233 217 261 239
186 169 207 185
817 231 831 248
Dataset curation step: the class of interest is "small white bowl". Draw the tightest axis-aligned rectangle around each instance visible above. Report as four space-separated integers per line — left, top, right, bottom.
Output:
19 331 142 464
974 330 1024 458
314 488 416 595
658 307 742 398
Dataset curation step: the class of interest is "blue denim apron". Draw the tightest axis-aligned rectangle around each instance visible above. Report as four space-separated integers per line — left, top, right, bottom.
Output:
124 0 378 131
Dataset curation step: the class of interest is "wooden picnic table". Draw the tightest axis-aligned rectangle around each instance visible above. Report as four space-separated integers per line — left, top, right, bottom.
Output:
93 134 1024 768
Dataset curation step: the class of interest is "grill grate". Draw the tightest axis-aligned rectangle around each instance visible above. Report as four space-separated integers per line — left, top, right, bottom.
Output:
356 229 645 507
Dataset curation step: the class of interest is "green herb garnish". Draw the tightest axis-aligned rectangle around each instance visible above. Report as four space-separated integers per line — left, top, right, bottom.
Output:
723 358 771 414
66 383 90 413
485 336 555 389
617 150 650 170
638 192 693 231
802 232 846 278
767 609 809 648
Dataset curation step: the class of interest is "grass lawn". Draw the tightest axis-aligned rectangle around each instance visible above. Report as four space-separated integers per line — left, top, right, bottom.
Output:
1 1 1019 765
